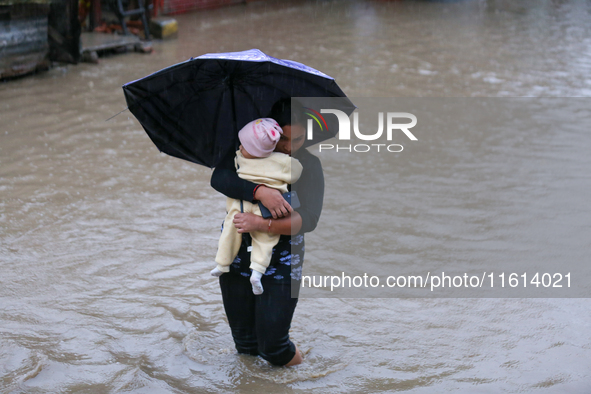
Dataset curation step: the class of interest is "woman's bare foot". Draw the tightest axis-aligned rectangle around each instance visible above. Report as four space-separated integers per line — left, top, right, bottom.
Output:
285 345 302 366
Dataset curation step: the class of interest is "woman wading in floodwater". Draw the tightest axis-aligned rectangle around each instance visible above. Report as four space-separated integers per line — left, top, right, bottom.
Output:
210 98 324 366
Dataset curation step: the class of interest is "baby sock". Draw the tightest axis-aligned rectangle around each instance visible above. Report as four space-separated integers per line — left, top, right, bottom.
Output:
250 270 264 295
210 267 224 277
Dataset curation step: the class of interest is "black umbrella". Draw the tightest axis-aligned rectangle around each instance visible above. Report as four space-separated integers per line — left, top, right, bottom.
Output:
122 49 355 168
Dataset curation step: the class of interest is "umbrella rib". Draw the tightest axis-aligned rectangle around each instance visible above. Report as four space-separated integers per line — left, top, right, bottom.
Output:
129 65 228 112
212 86 237 162
141 96 207 164
233 84 268 119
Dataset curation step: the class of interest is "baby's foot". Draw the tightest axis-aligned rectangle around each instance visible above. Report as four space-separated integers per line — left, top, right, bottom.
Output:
210 267 224 277
250 270 264 295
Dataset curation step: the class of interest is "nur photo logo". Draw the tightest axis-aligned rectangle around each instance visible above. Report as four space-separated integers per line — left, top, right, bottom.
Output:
304 108 418 153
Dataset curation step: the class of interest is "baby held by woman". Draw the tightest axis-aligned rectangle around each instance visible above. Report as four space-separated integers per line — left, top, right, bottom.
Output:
210 118 302 295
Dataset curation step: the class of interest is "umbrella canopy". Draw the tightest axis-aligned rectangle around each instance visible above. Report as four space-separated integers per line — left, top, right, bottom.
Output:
122 49 355 168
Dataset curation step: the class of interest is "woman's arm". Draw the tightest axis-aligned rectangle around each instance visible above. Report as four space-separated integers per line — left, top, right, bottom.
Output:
211 149 292 218
232 211 302 235
232 151 324 236
254 186 293 219
210 148 258 201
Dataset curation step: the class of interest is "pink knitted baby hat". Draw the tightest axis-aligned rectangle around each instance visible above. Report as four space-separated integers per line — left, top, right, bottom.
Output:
238 118 283 158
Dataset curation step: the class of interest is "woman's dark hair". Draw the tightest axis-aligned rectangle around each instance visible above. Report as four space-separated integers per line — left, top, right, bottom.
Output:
267 98 306 128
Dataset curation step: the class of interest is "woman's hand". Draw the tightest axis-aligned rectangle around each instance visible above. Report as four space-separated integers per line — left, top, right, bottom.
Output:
233 213 265 234
255 185 292 219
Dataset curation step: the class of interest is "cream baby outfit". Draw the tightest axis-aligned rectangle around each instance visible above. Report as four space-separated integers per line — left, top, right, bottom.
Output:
215 150 303 275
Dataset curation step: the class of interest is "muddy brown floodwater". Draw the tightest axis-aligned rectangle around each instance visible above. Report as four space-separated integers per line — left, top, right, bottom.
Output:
2 0 591 392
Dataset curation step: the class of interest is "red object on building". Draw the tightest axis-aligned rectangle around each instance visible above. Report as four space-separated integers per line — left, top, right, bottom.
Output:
163 0 243 15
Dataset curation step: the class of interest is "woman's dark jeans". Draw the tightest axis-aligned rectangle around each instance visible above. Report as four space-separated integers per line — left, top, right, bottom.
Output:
219 273 298 366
